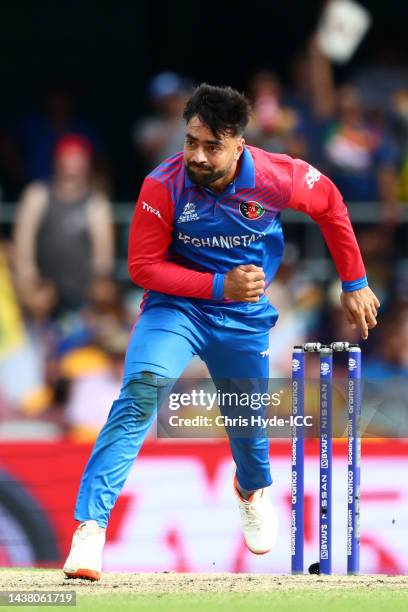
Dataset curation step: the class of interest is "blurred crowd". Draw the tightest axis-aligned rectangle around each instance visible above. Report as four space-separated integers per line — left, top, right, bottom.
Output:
0 39 407 440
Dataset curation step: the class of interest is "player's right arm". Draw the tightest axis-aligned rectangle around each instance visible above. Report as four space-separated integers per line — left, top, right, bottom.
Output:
286 158 380 338
129 178 264 301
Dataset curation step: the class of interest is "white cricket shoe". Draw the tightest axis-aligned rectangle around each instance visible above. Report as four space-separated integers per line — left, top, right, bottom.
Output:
234 476 278 555
63 520 106 581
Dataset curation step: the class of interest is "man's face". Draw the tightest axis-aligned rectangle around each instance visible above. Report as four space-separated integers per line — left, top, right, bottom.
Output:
183 116 244 187
55 148 90 181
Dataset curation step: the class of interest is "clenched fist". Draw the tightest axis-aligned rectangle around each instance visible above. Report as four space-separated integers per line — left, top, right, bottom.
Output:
224 264 265 302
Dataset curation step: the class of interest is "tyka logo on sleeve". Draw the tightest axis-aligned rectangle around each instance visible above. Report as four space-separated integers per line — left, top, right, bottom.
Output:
142 201 161 218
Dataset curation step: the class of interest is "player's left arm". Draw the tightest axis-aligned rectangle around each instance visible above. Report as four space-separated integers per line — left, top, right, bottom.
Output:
286 158 380 340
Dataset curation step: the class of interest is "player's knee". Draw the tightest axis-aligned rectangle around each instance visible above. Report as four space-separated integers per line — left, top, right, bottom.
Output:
118 371 174 416
120 371 159 398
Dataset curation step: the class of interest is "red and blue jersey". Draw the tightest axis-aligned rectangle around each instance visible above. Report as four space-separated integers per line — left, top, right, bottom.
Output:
128 145 367 306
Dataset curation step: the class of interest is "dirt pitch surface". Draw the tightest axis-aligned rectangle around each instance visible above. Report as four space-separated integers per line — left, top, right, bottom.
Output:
1 570 408 594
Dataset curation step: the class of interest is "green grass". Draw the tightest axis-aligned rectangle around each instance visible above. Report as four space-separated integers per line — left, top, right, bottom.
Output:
19 589 408 612
1 570 407 612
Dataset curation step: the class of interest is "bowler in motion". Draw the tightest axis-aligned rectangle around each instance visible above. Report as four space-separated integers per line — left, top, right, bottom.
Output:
64 84 379 580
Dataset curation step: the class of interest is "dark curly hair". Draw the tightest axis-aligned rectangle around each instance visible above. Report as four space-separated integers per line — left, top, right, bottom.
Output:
183 83 251 139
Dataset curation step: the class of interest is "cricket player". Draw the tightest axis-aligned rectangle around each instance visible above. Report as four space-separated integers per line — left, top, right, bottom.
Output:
63 84 379 580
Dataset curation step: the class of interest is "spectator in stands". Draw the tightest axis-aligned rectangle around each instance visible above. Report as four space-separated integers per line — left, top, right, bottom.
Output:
351 40 408 118
306 39 399 220
13 134 114 314
64 334 127 441
16 85 110 193
132 72 192 169
245 71 307 159
0 248 62 428
322 85 398 206
52 278 133 440
57 277 133 355
284 46 334 166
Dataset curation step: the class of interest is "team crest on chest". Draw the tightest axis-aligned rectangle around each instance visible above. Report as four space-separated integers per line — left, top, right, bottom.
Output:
239 200 265 220
177 202 200 223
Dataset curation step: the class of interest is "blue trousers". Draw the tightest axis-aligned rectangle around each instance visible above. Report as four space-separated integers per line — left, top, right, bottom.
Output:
75 294 278 528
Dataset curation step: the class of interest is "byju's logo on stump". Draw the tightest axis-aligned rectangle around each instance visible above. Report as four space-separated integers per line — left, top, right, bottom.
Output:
239 200 265 220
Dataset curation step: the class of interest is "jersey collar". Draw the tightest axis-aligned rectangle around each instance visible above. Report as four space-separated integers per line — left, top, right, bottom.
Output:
183 146 255 193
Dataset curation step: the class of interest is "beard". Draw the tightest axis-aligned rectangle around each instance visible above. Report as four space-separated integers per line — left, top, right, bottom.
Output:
185 162 230 187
